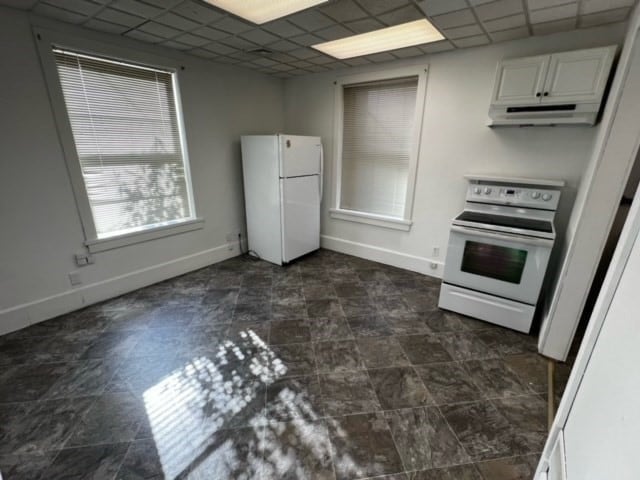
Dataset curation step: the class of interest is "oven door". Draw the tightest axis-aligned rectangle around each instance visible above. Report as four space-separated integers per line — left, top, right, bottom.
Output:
443 225 553 304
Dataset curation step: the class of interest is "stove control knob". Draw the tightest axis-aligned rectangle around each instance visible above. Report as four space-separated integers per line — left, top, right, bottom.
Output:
473 187 482 194
531 191 541 199
484 187 492 195
542 193 552 201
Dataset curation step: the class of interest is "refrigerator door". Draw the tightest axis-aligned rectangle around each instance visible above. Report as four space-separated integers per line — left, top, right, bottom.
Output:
280 134 321 178
281 175 320 263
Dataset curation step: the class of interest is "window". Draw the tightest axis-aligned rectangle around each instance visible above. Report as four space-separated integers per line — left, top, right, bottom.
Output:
49 46 199 251
330 67 427 231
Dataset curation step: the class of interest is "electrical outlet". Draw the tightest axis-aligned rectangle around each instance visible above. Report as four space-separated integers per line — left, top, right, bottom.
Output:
68 271 82 286
432 247 440 258
75 252 94 267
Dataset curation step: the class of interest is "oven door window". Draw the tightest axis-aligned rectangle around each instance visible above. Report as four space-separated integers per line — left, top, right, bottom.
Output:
461 241 528 284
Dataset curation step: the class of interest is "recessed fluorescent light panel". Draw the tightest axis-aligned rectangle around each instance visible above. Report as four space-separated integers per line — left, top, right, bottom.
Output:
313 19 444 59
204 0 328 24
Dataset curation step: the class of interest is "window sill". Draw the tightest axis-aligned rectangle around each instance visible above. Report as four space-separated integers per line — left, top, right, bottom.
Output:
329 208 412 231
84 218 205 253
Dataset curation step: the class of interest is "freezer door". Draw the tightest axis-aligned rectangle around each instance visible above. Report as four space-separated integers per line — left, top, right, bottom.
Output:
280 134 321 178
281 175 320 262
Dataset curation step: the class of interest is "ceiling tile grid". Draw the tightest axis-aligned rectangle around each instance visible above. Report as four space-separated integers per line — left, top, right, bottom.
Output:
4 0 637 78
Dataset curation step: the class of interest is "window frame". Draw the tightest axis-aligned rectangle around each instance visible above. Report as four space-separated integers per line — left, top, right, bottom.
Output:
35 27 202 253
330 66 428 231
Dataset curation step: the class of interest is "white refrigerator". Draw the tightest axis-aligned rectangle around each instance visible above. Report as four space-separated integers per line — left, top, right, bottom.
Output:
241 134 323 265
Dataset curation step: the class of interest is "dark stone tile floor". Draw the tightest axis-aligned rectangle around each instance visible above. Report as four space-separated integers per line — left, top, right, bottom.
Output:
0 249 559 480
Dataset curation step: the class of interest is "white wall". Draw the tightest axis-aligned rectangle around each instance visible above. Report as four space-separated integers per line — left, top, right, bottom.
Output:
283 23 626 280
0 7 284 334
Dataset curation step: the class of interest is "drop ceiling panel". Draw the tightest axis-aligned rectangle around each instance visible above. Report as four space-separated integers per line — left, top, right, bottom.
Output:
4 0 635 79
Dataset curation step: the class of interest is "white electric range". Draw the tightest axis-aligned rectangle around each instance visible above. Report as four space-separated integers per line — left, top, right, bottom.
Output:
438 175 565 333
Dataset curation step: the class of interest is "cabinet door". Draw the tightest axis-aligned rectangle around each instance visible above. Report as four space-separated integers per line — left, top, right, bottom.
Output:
541 46 615 103
492 55 549 105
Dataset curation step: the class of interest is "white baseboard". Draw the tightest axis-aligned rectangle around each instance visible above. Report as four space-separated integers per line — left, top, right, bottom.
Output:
321 234 443 279
0 241 244 336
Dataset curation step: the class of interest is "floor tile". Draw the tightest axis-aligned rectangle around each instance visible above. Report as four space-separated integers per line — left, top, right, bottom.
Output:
80 331 140 360
347 314 393 337
375 296 413 317
269 343 317 378
270 319 312 345
0 336 41 365
30 332 97 363
363 279 401 298
44 359 121 399
334 282 369 298
262 420 335 480
0 250 549 480
272 302 309 320
46 443 129 479
105 305 156 331
0 362 70 402
356 337 410 368
65 392 147 447
407 464 482 479
0 452 57 480
234 302 272 323
144 304 200 329
436 332 496 361
272 285 305 305
0 397 95 455
423 309 470 332
397 335 453 365
303 284 338 300
338 297 377 317
306 299 345 318
328 412 404 480
195 303 235 325
475 453 539 480
319 371 381 417
385 407 470 470
309 317 353 342
266 375 324 422
414 362 482 405
474 328 537 356
462 359 532 398
116 439 163 480
503 353 548 393
238 286 273 304
493 395 547 453
403 289 440 313
440 401 517 461
385 314 433 336
202 287 239 306
368 367 433 410
314 340 365 374
129 327 183 357
184 426 266 479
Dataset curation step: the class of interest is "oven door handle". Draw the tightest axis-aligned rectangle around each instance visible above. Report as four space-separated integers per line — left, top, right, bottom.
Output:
450 225 554 248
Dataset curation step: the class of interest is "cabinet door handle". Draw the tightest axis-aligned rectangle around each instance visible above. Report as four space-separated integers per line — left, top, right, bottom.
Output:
536 92 541 97
543 92 549 96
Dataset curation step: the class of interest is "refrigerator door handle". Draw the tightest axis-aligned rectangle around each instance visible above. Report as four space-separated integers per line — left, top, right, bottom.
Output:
319 143 324 202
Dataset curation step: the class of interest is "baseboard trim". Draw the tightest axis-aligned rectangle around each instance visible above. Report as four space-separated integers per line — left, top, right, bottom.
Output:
320 234 443 279
0 241 243 336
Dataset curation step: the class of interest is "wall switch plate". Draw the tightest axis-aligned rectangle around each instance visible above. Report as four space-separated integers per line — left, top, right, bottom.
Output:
433 247 440 257
68 271 82 286
75 252 94 267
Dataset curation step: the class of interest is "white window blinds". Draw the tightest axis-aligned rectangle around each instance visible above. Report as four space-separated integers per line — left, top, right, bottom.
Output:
53 49 193 239
340 76 418 218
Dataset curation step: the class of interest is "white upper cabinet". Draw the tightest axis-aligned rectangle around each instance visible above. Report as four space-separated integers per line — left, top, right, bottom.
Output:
542 47 616 103
492 55 550 105
492 46 616 106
